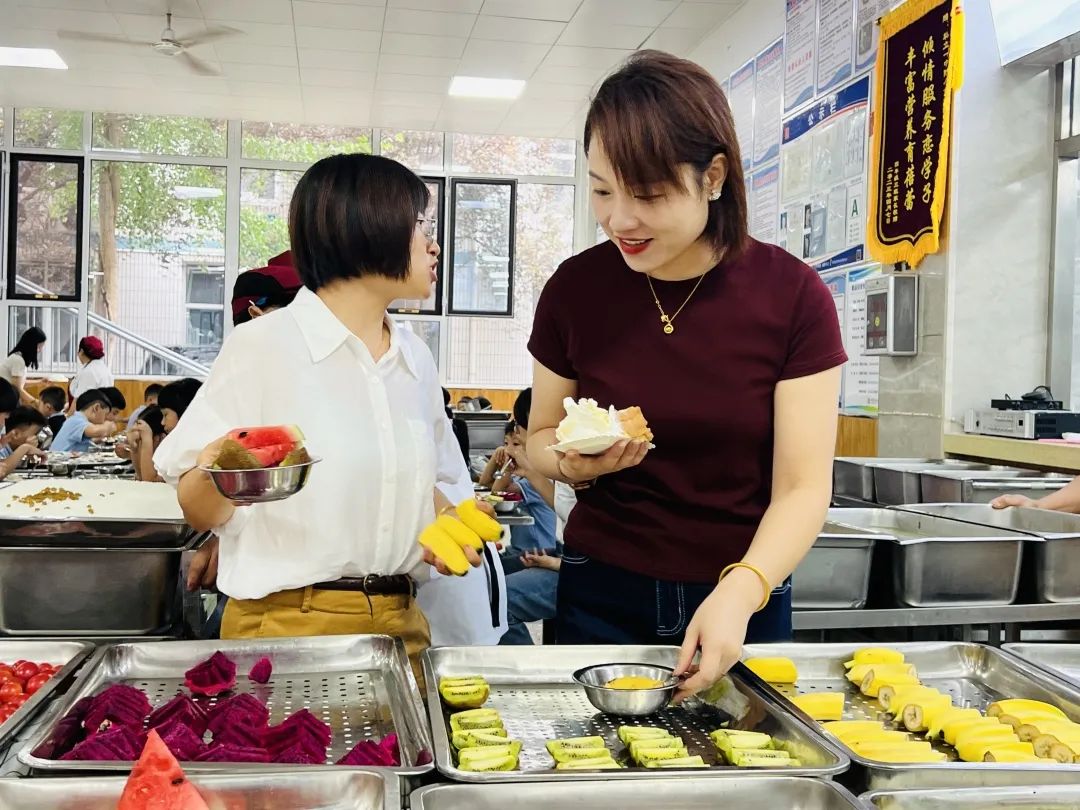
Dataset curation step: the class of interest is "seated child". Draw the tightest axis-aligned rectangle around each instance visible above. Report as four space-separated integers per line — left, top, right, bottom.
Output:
51 389 117 453
0 406 47 478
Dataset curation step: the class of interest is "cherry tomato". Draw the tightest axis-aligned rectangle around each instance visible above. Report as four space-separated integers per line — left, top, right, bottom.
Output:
36 664 56 676
6 695 27 709
0 706 14 723
0 681 23 702
24 673 51 696
13 662 37 681
0 665 14 678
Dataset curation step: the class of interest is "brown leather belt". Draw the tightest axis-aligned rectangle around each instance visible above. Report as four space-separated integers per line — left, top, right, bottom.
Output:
311 574 415 596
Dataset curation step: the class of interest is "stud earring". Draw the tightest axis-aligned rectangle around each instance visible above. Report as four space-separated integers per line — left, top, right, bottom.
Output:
708 187 722 201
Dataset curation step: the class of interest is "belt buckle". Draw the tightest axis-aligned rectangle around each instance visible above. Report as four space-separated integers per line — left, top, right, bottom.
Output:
361 574 379 594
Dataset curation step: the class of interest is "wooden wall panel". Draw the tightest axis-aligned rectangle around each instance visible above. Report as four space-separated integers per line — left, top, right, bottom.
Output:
836 415 878 457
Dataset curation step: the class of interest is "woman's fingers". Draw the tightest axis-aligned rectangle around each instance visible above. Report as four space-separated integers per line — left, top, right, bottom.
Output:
463 545 483 568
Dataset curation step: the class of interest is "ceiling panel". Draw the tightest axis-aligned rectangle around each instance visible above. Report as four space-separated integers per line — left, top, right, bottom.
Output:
543 44 631 68
663 0 740 28
479 0 583 22
386 0 483 11
106 0 202 14
292 1 386 29
381 32 468 58
200 0 294 24
215 43 299 67
641 26 707 54
207 20 297 46
17 6 124 33
573 0 679 28
298 48 380 70
470 15 565 44
382 7 476 37
295 26 381 50
458 39 550 78
557 17 652 49
377 52 461 76
300 68 377 89
375 72 450 92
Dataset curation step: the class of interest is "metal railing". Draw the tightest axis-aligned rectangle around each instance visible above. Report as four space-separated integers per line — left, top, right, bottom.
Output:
11 278 211 378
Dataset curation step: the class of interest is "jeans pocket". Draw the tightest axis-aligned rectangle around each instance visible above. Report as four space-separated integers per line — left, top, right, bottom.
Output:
655 581 686 637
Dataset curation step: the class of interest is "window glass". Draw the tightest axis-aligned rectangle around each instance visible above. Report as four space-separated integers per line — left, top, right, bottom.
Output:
9 156 82 300
13 107 83 149
241 121 372 162
450 133 576 177
239 168 302 270
448 180 515 316
380 130 445 172
92 113 226 157
9 305 79 374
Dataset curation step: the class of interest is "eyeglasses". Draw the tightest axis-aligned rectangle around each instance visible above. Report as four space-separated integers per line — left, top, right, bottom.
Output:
416 217 437 241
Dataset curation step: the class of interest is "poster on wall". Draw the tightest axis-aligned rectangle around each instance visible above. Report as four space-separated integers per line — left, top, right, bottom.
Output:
855 0 893 74
750 162 781 245
780 74 870 272
817 0 855 95
753 38 784 167
730 58 756 172
822 270 848 408
784 0 817 114
842 263 881 412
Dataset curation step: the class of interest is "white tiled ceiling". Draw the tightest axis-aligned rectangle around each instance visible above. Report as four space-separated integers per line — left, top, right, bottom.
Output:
0 0 747 139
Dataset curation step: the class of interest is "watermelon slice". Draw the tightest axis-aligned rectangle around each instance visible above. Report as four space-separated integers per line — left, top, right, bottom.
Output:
118 730 209 810
225 426 303 450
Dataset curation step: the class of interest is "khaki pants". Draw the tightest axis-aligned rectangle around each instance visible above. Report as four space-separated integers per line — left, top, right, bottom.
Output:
221 586 431 686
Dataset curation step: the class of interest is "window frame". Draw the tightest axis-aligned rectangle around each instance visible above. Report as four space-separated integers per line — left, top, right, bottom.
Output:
447 177 518 318
6 153 85 303
388 175 446 317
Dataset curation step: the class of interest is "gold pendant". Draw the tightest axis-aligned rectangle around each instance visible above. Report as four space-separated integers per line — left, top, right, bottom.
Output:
663 322 674 334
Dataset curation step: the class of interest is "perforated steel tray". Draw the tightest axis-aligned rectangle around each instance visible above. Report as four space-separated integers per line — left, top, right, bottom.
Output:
1003 643 1080 689
412 776 865 809
0 640 94 751
742 642 1080 790
864 784 1080 808
20 635 433 778
0 769 397 809
423 645 849 782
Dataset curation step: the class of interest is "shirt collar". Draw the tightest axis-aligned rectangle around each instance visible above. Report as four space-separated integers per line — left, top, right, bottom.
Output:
288 287 421 379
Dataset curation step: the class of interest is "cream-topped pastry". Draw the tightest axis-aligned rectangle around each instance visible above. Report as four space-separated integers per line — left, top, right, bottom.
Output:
556 397 653 444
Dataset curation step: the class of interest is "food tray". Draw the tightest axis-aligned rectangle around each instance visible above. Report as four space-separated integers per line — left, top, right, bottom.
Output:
423 645 848 782
412 776 865 809
1002 644 1080 689
0 640 94 751
0 769 397 809
834 457 940 502
872 462 1006 506
827 508 1027 606
20 635 433 782
742 641 1080 790
919 471 1069 505
895 505 1080 603
863 784 1080 808
793 521 886 609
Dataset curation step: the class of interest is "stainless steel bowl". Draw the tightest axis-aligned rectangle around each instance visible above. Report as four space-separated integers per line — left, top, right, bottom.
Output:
200 458 321 504
493 500 516 513
572 663 678 716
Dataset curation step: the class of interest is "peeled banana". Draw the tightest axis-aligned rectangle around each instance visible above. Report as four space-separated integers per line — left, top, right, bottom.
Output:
845 662 917 684
744 657 798 684
438 676 490 709
878 684 939 713
997 708 1070 732
420 524 470 575
845 648 906 667
927 707 981 740
956 730 1020 762
1017 719 1080 743
436 515 484 551
790 692 845 721
861 671 919 698
899 694 954 733
456 498 503 541
830 728 911 747
987 699 1066 720
943 716 1002 747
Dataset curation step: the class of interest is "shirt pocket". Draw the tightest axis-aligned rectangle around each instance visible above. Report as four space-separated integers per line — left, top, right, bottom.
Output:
407 418 437 499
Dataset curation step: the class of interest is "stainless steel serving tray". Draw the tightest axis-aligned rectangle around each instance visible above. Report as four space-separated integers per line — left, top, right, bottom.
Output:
412 776 866 810
834 458 942 502
919 470 1069 505
894 504 1080 603
0 769 398 809
742 641 1080 790
864 785 1080 808
872 462 1013 506
21 635 434 782
793 522 890 609
1002 644 1080 689
827 508 1028 606
423 645 849 782
0 517 192 548
0 640 94 752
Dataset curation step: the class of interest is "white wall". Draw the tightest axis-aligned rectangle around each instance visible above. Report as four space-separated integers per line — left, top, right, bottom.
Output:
688 0 786 83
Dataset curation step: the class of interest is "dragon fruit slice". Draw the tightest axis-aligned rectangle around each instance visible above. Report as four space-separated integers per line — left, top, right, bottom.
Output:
147 694 208 736
194 743 271 763
378 733 400 764
83 685 152 733
156 719 209 761
336 740 395 767
206 693 268 734
261 709 332 757
273 741 327 765
248 657 273 684
184 652 237 697
62 724 143 761
212 721 264 749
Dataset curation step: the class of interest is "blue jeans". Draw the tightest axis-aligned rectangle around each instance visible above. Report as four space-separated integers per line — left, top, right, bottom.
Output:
556 551 792 645
500 566 559 645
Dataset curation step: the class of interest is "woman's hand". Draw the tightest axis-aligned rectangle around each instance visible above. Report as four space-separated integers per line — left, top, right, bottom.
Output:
196 436 227 469
557 439 649 483
420 500 496 576
187 536 219 590
991 494 1037 510
673 567 764 702
523 551 561 571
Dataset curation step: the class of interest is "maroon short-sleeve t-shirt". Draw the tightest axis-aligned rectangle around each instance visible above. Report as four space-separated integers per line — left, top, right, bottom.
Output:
528 238 847 583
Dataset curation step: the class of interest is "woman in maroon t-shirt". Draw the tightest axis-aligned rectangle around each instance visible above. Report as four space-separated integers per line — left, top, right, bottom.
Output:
525 51 847 699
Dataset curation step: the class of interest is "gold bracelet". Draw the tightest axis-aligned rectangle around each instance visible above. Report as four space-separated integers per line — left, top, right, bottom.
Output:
438 505 455 517
720 562 771 612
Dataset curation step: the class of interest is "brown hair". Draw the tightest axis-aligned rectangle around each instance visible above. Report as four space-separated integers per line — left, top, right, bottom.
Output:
584 50 749 259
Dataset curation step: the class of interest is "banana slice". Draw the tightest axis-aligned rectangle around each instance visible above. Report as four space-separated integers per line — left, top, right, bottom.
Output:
987 699 1066 720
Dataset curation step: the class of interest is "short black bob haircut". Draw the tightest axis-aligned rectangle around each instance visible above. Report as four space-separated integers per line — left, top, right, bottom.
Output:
100 386 126 412
513 387 532 431
5 406 45 432
138 405 166 438
76 389 112 412
158 378 203 420
289 153 430 291
39 386 66 413
0 380 18 415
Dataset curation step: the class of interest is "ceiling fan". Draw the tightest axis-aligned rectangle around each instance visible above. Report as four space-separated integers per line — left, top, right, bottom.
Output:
58 12 240 76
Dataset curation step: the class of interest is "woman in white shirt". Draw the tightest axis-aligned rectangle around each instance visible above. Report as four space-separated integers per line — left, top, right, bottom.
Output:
155 154 481 676
0 327 47 408
67 336 113 414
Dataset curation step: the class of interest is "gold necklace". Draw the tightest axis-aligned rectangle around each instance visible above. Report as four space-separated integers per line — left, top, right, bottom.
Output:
646 272 708 334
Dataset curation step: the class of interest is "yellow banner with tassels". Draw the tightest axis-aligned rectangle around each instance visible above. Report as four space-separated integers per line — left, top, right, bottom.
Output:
867 0 964 266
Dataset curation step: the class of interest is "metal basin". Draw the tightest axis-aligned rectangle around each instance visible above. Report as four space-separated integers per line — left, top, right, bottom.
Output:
834 458 943 502
895 504 1080 602
919 470 1069 504
793 522 888 609
572 663 678 716
202 457 321 503
827 508 1028 606
872 462 1018 505
865 785 1080 808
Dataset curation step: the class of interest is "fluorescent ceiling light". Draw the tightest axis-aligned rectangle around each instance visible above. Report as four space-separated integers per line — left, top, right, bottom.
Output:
0 47 67 70
449 75 524 99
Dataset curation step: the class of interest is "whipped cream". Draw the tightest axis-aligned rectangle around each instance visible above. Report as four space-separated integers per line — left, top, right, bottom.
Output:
555 397 624 443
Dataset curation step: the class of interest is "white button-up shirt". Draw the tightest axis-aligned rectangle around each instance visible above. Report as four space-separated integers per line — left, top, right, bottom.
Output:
70 358 114 400
155 286 470 601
